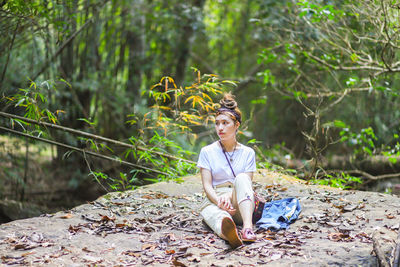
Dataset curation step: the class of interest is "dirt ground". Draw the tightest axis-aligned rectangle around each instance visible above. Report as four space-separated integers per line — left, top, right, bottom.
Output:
0 169 399 266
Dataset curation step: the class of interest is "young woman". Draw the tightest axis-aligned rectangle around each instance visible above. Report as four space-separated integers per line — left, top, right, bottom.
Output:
197 93 257 248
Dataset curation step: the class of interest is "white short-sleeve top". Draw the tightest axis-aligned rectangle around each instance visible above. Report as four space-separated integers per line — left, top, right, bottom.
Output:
197 141 256 186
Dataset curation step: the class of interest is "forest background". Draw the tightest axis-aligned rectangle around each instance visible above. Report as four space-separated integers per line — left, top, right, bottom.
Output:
1 0 400 221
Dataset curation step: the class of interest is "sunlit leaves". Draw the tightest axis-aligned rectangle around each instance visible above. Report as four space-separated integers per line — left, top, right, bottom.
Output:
145 69 235 136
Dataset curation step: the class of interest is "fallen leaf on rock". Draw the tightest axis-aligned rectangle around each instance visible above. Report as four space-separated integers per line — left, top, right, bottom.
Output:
143 225 156 232
141 256 154 265
122 250 141 257
184 236 199 240
172 258 187 266
11 233 53 251
82 247 93 253
327 232 352 242
165 250 175 255
111 201 125 206
385 223 399 230
82 255 102 263
142 193 170 199
386 214 395 219
68 224 82 233
14 244 30 250
135 218 147 223
59 213 73 219
1 256 26 265
142 243 156 251
21 251 35 257
354 232 372 243
200 252 212 256
100 215 115 222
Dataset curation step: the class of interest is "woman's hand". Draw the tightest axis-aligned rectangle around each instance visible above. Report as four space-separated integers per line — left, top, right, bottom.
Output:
217 192 236 216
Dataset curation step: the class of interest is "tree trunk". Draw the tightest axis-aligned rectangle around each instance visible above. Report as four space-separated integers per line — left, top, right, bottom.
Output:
174 0 206 86
126 29 142 106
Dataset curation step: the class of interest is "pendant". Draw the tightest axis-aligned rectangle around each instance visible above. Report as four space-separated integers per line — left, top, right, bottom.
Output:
230 157 233 163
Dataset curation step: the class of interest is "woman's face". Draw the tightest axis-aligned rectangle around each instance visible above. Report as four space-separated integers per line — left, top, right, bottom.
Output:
215 114 239 141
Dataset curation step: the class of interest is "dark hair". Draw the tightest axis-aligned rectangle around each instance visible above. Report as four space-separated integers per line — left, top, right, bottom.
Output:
216 92 242 124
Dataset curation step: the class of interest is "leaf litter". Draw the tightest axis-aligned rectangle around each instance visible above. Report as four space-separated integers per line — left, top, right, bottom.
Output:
1 182 400 266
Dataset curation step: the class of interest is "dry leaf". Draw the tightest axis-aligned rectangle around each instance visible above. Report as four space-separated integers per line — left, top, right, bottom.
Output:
21 251 35 257
172 258 187 267
60 213 73 219
100 215 115 222
82 247 93 253
141 243 156 251
123 250 141 257
165 249 175 255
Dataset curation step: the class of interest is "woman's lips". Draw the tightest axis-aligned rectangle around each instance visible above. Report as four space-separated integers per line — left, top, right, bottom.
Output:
218 132 224 136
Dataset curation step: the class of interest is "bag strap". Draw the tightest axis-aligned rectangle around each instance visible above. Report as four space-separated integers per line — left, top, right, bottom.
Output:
219 140 236 177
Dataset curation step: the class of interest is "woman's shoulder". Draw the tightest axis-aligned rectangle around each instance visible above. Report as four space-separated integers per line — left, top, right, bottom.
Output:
200 141 220 153
238 143 255 154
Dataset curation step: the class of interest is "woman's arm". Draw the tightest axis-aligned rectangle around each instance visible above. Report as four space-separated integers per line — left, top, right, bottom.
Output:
200 168 219 205
200 168 236 214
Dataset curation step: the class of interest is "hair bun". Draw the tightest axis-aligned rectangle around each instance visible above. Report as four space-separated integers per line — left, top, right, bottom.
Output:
219 93 237 110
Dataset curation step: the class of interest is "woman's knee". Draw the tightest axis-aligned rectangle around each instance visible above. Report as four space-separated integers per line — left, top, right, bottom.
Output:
234 173 251 185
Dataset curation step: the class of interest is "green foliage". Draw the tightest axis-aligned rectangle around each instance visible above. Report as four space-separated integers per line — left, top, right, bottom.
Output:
336 122 378 157
382 132 400 164
4 0 400 196
297 0 345 22
89 170 139 191
311 172 362 189
5 80 64 124
253 141 297 173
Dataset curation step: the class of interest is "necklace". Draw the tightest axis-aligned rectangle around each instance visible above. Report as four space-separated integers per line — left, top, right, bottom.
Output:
224 142 237 163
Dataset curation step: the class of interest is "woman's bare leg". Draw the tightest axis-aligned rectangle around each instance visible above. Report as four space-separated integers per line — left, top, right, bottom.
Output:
232 173 255 229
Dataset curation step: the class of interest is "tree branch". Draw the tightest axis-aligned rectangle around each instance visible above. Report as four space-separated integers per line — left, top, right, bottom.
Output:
337 169 400 181
0 126 168 176
0 111 195 164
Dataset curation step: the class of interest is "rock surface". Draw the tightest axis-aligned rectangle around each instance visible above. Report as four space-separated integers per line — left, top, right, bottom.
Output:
0 170 399 266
